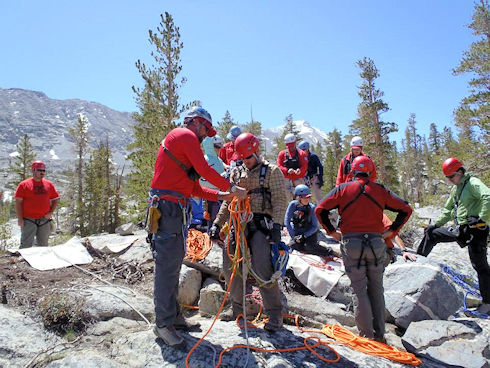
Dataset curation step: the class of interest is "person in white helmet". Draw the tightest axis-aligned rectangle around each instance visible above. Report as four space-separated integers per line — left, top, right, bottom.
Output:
277 133 308 200
336 136 377 186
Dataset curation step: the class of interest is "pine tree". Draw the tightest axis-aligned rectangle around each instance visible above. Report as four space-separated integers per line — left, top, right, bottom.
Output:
273 114 301 156
323 129 343 190
428 123 441 153
68 113 90 235
8 134 35 190
217 110 237 140
453 0 490 134
350 57 398 186
128 12 191 210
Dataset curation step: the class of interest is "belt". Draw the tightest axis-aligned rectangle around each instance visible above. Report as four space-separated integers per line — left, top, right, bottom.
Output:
159 194 188 206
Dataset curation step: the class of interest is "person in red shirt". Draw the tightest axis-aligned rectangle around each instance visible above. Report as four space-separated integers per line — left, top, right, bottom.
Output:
277 133 308 200
382 213 417 265
315 156 412 342
150 106 247 348
218 125 241 165
14 161 59 248
336 136 377 186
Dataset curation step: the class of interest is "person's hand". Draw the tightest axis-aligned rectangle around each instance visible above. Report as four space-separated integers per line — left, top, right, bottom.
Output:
270 223 282 243
294 234 304 243
233 185 248 200
287 168 294 174
382 230 394 239
467 215 485 227
402 251 417 262
18 218 24 227
218 191 234 202
294 168 301 175
330 230 342 242
44 211 53 220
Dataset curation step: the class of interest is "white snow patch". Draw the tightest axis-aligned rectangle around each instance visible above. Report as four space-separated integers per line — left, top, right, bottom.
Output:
13 111 19 115
10 101 16 105
9 151 19 158
121 128 126 132
2 190 12 202
49 149 59 160
55 115 60 119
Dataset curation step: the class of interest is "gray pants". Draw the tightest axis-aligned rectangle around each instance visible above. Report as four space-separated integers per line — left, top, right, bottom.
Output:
341 233 386 339
152 198 189 328
222 228 282 322
20 218 51 249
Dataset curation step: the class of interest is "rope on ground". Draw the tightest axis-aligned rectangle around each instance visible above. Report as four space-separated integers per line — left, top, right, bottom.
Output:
185 229 212 262
442 264 489 319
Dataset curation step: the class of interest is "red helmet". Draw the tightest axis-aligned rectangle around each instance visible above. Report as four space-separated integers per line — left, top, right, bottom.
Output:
234 133 259 158
442 157 463 176
31 161 46 170
351 155 374 174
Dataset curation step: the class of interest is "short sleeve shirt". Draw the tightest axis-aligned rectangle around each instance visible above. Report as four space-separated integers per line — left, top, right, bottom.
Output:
14 178 59 219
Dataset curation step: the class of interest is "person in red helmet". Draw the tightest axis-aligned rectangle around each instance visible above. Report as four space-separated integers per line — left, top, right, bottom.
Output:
417 157 490 315
277 133 308 200
14 161 59 248
150 106 247 348
336 136 377 186
315 155 412 342
219 125 242 166
210 132 288 332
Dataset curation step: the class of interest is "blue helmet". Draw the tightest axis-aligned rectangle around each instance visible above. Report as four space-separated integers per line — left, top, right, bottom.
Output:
294 184 311 197
298 140 310 150
227 125 242 141
185 106 212 124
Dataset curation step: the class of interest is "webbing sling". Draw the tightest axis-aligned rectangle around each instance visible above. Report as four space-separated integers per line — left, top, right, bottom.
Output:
162 141 200 181
453 177 469 224
247 163 271 211
340 181 383 213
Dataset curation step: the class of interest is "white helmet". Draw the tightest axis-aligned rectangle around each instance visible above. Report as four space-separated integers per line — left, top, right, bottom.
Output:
284 133 296 144
350 136 363 148
213 135 224 147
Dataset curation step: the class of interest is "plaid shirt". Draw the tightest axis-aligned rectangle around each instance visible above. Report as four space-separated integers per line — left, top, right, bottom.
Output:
215 159 287 226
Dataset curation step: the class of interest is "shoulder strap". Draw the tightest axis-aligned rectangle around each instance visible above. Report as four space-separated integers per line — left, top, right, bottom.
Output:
454 176 469 208
340 181 383 213
162 141 190 174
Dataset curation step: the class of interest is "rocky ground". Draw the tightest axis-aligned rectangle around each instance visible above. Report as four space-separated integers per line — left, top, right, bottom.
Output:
0 207 489 367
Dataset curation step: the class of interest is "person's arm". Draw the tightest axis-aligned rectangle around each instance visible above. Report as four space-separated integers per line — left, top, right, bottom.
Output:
297 151 308 178
45 198 59 219
315 186 341 234
370 158 378 182
336 159 344 186
270 166 288 224
469 177 490 224
276 151 289 177
384 188 413 232
435 190 455 227
317 156 324 182
304 204 319 238
15 198 24 227
284 201 296 237
394 234 417 261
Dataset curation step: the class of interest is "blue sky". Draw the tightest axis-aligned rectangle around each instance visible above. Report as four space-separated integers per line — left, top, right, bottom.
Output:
0 1 475 141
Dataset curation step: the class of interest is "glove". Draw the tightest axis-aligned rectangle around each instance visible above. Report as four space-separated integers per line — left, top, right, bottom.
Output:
209 224 221 240
270 223 282 244
467 215 484 227
294 234 304 243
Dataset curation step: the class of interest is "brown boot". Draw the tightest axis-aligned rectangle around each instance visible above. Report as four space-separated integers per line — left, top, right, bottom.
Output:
264 314 283 332
174 315 201 332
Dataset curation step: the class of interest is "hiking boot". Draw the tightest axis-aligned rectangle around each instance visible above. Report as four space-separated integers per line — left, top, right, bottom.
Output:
264 315 283 332
174 314 201 332
373 336 387 344
477 303 490 314
153 325 185 348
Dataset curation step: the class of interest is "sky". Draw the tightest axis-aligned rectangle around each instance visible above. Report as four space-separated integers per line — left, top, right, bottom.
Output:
0 1 476 142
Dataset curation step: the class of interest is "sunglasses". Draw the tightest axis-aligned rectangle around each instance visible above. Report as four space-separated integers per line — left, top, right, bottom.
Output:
446 173 458 179
244 154 254 160
35 169 46 172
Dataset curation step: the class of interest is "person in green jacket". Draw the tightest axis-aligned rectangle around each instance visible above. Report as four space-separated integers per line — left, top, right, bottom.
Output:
417 157 489 314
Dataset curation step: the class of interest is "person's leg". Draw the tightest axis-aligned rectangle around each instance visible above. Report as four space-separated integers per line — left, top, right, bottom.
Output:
249 230 283 330
365 237 386 339
417 227 458 256
310 175 323 203
467 227 490 305
19 219 37 249
221 234 244 317
342 236 374 338
304 231 332 257
35 219 51 247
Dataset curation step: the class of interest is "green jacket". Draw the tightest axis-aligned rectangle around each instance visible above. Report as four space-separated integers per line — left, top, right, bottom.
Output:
436 173 490 226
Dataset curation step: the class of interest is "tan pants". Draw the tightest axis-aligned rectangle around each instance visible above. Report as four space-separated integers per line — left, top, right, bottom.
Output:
309 175 323 203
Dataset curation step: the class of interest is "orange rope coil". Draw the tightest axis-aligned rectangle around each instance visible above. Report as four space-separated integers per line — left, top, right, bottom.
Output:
185 228 212 262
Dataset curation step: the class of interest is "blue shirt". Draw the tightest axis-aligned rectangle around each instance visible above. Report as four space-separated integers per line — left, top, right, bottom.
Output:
284 200 318 237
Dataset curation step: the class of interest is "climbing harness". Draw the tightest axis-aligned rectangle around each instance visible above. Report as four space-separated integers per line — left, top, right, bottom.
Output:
442 264 489 319
283 149 301 170
247 163 272 211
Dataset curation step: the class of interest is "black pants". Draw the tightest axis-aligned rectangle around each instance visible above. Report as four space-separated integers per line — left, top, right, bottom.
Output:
290 231 332 257
417 226 490 303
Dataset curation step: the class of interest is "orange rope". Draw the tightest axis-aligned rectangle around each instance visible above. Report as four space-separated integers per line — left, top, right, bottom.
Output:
185 228 212 262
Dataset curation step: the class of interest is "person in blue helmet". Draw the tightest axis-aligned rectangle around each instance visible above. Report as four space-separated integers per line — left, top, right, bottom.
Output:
284 184 332 257
219 125 242 165
298 140 324 203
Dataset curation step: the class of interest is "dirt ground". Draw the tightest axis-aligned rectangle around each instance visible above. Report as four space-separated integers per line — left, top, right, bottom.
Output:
0 250 155 316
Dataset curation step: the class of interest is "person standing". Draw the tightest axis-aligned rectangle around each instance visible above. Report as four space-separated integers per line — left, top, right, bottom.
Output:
298 140 324 202
284 184 332 257
277 133 308 200
150 106 247 348
219 125 242 166
210 132 287 332
336 136 377 186
315 156 412 342
417 157 489 314
14 161 59 249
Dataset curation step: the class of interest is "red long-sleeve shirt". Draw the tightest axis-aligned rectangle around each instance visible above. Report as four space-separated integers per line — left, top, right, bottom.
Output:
277 148 308 180
218 141 239 165
315 177 412 235
336 152 378 186
151 128 231 201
